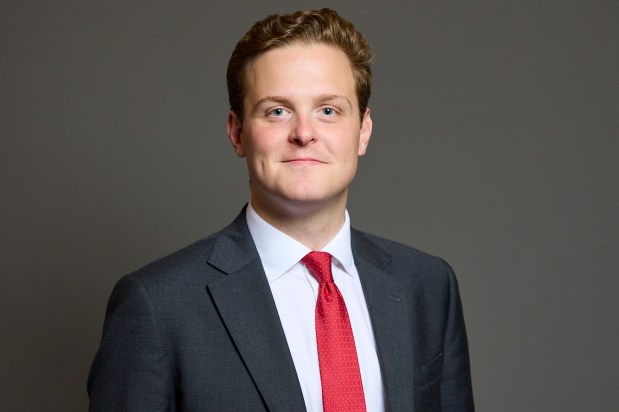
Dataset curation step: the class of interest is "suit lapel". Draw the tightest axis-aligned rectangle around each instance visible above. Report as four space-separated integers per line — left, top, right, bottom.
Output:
206 211 306 411
352 230 416 410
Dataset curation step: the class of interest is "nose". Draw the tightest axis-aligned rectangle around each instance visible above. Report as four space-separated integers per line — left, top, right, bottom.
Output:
289 114 316 146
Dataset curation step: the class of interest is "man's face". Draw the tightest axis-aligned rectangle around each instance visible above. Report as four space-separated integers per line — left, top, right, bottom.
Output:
227 43 372 218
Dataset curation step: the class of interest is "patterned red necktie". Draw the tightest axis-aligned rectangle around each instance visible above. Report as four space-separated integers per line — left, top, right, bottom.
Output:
301 251 367 411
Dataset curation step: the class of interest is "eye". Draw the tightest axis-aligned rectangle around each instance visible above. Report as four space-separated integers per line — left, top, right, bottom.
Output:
321 107 335 116
269 108 287 117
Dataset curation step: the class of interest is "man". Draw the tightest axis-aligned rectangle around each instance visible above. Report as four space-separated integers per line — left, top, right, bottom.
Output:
88 8 474 411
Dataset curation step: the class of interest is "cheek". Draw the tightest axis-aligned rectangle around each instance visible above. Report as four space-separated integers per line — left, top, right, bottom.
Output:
243 136 280 166
333 133 361 159
240 127 265 153
245 124 285 151
246 138 271 157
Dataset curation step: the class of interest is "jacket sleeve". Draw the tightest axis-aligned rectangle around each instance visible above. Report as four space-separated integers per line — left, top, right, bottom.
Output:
87 274 174 411
440 260 475 411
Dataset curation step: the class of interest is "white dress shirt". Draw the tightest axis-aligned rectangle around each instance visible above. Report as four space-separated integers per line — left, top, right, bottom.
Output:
246 202 385 412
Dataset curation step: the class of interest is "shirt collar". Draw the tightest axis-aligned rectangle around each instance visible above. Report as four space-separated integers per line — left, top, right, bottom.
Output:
245 201 355 282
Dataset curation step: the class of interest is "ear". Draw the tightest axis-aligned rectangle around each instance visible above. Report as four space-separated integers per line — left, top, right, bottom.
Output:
227 110 246 157
358 107 372 156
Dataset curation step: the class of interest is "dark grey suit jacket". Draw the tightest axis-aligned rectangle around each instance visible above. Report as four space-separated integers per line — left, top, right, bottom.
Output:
88 209 474 411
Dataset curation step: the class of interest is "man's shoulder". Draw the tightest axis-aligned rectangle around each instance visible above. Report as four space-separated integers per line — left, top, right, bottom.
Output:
121 209 251 287
142 232 220 274
352 228 444 264
114 231 220 292
351 228 456 285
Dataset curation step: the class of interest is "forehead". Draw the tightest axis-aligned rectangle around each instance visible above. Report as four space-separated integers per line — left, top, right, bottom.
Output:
244 43 356 100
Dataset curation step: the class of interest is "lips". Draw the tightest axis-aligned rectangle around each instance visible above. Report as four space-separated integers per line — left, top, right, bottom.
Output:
282 158 325 164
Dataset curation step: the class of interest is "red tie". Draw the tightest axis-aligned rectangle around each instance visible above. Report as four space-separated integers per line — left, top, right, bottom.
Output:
301 251 367 411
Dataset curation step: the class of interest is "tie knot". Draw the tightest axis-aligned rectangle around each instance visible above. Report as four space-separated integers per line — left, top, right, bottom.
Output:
301 251 333 283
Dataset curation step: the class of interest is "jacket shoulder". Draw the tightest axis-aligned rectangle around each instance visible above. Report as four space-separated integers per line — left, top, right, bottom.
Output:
353 229 451 269
110 226 235 305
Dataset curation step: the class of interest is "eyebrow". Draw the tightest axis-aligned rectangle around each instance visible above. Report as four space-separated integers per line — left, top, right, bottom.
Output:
251 94 353 113
314 94 353 110
252 96 292 113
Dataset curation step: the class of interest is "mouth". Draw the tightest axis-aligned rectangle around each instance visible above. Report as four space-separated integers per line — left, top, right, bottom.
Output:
282 158 325 164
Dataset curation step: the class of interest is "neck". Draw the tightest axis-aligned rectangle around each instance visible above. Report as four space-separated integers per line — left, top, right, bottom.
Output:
250 197 347 250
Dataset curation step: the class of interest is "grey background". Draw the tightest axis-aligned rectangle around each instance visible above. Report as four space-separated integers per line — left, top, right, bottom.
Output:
2 0 617 410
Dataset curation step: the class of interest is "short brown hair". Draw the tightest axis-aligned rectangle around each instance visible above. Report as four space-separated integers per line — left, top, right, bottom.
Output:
226 8 373 122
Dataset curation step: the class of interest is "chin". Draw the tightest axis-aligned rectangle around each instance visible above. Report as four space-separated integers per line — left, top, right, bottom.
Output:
282 189 346 209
